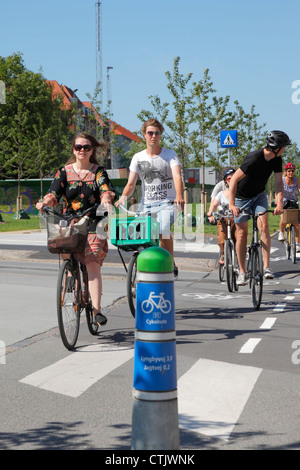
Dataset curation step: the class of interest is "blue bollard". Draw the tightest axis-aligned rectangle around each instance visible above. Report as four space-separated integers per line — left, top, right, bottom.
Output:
131 246 180 450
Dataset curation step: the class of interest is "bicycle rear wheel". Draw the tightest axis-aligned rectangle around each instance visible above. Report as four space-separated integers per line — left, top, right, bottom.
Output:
251 247 263 310
290 225 296 264
127 251 139 318
284 227 291 260
57 260 80 350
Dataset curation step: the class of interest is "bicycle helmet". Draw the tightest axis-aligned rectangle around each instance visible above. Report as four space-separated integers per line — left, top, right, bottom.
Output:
223 167 235 181
284 162 296 170
266 130 292 150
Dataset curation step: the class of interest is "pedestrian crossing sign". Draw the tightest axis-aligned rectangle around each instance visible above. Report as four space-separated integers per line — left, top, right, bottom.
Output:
220 130 238 148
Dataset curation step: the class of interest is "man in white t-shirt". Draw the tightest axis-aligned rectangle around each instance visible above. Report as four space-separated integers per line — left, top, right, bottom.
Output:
115 118 184 278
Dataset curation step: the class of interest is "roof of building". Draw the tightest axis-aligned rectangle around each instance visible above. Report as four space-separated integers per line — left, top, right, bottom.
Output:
47 80 140 143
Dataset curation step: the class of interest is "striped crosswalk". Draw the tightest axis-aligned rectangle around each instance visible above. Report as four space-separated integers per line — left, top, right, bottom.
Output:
20 346 262 440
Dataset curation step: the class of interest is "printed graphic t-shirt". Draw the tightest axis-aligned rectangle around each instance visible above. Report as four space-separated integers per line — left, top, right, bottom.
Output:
129 148 181 204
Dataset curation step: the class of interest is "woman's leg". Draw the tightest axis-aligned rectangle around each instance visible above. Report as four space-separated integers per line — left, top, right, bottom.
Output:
86 261 107 325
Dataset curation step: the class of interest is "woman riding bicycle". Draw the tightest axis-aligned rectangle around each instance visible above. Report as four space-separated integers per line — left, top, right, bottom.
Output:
207 168 236 265
36 132 115 326
278 162 300 251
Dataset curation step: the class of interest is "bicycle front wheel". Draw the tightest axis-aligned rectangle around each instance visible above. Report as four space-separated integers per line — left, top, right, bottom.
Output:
251 247 263 310
225 240 234 292
57 260 80 350
127 251 139 318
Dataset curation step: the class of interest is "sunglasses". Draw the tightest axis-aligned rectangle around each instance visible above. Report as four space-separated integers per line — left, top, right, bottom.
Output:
74 144 92 152
146 131 161 137
287 169 295 172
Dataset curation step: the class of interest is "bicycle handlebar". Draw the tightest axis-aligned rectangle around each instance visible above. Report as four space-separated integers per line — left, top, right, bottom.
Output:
43 203 103 221
240 209 274 218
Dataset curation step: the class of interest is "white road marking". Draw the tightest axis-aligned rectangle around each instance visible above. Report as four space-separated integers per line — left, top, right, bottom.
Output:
284 296 295 300
20 343 134 397
239 338 262 353
260 317 277 329
273 303 286 312
178 358 262 441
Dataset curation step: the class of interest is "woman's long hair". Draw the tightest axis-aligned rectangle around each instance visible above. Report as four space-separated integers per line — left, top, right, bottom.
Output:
66 132 107 165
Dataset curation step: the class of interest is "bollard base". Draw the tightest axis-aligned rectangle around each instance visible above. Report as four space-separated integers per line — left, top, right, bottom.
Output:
131 397 180 450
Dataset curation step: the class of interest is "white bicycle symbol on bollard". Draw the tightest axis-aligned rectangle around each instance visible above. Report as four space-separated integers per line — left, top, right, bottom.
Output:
141 291 172 314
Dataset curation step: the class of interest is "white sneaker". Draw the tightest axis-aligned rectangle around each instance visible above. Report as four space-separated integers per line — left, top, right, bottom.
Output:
264 267 274 279
278 231 285 241
237 272 247 286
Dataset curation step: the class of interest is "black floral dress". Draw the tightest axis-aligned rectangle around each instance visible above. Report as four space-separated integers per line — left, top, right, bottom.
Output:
47 163 115 265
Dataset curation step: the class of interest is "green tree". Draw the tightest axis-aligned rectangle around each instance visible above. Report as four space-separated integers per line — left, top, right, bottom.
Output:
138 56 194 174
0 53 72 205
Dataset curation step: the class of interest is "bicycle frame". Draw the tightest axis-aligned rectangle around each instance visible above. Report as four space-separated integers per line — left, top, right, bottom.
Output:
43 204 103 349
213 209 238 292
245 209 273 310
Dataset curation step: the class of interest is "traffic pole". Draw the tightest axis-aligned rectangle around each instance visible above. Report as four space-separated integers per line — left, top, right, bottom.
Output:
131 246 180 450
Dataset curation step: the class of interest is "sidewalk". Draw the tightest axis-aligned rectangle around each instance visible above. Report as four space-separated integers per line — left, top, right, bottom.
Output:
0 229 218 273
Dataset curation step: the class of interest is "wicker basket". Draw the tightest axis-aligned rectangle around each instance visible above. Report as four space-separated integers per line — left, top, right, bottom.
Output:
110 216 160 251
282 209 300 224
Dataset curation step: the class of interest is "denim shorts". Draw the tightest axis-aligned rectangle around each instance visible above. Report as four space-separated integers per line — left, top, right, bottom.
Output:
139 201 179 236
234 191 268 224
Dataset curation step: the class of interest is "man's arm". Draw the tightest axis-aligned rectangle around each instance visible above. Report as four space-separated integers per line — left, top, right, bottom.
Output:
228 168 245 216
114 171 139 208
172 165 185 208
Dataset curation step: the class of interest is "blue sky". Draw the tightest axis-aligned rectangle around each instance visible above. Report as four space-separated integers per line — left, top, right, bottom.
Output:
1 0 300 148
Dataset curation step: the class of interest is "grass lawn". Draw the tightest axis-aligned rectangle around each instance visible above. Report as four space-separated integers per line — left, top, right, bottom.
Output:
0 210 281 239
204 212 281 239
0 213 41 232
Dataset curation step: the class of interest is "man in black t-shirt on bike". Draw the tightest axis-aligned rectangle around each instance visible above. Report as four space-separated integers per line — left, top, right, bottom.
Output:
229 130 292 285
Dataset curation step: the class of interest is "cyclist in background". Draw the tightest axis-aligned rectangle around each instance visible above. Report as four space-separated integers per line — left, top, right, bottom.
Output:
207 168 236 265
229 130 292 285
278 162 300 251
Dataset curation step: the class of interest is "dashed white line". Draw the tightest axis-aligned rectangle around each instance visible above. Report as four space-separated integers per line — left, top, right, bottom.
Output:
239 338 262 354
260 317 277 329
273 303 286 312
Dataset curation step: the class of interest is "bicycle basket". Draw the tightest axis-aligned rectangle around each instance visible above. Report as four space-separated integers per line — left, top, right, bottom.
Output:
46 214 89 254
110 216 160 251
283 209 300 224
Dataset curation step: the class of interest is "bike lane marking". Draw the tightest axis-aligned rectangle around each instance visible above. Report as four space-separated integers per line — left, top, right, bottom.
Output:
178 358 262 441
260 317 277 330
20 343 134 397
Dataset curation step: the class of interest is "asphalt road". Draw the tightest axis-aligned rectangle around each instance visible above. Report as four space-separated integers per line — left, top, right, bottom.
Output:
1 230 300 452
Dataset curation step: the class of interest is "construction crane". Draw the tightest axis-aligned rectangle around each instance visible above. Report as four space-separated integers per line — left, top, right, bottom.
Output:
95 1 103 109
106 66 113 118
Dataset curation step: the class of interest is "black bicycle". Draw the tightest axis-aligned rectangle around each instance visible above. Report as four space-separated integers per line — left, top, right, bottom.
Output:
44 204 107 350
244 209 273 310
